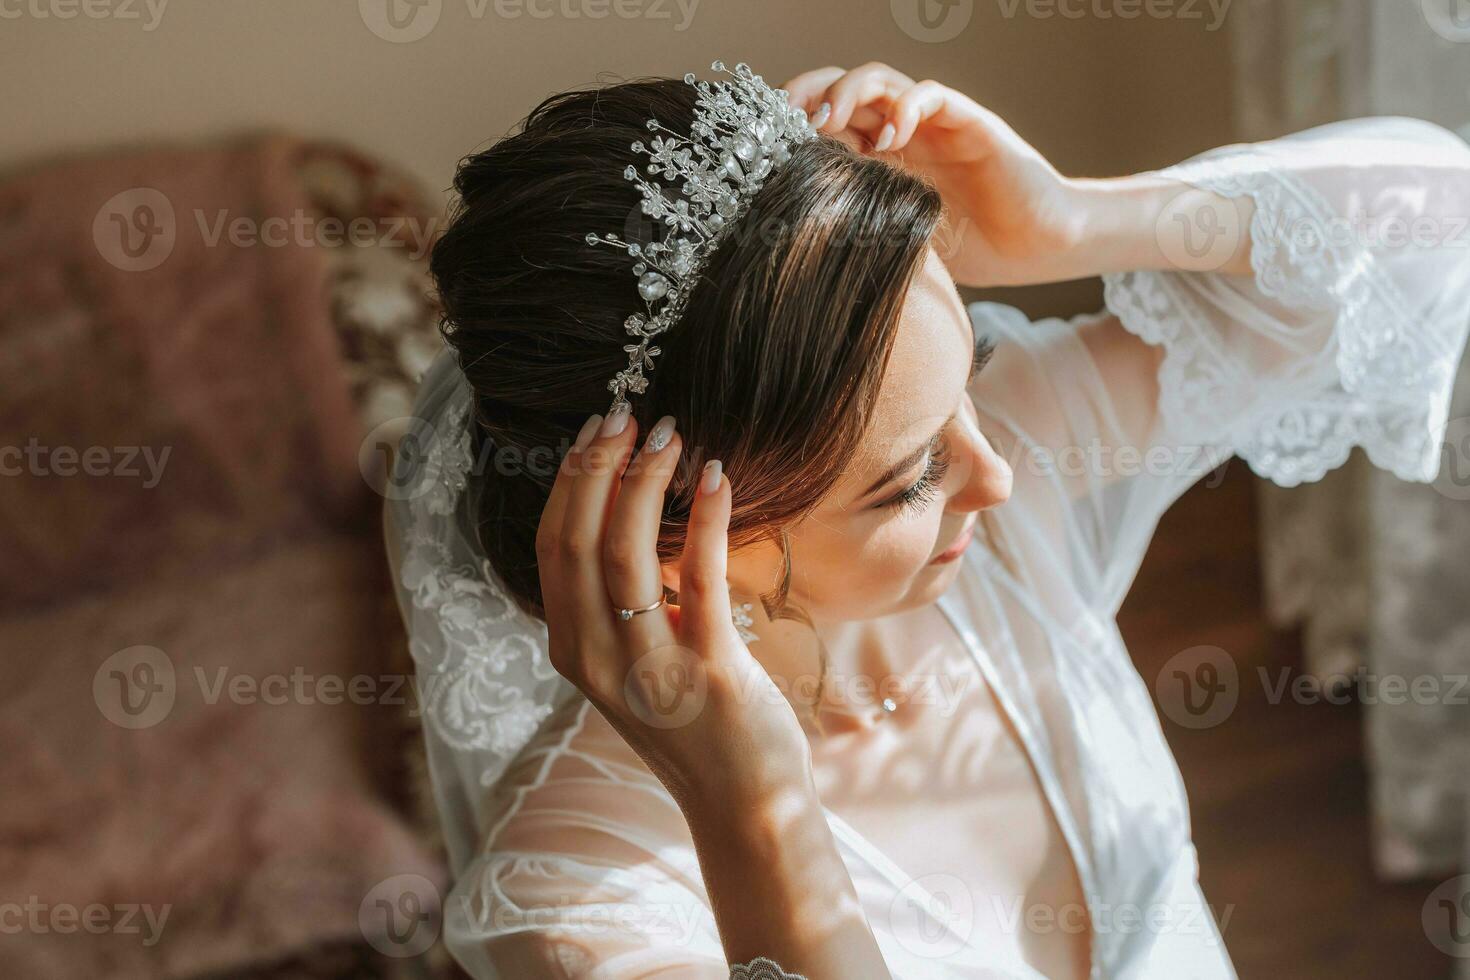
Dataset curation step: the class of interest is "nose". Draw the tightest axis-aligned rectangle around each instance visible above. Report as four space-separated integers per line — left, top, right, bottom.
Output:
945 399 1012 514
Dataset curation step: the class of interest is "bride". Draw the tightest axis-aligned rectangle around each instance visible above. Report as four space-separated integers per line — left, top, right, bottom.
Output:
386 60 1470 979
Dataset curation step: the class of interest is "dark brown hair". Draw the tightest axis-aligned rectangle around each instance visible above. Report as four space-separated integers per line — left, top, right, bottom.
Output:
430 77 943 620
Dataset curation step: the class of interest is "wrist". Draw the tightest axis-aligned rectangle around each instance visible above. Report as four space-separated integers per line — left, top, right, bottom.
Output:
681 773 887 978
680 749 819 828
683 777 845 911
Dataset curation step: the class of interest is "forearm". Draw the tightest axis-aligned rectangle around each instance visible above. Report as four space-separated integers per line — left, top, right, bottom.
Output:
1063 174 1256 279
955 118 1470 289
683 781 892 980
943 172 1256 288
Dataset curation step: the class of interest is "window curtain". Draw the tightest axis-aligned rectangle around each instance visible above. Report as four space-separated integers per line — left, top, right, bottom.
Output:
1229 0 1470 902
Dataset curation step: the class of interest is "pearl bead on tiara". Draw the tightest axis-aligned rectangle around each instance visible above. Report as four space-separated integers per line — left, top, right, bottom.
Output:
584 60 821 411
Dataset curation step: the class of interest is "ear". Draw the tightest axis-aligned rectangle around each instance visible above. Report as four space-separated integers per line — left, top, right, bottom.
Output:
661 549 764 602
659 543 762 601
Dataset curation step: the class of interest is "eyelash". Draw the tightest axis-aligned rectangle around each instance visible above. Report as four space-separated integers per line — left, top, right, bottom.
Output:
971 334 997 379
884 432 952 517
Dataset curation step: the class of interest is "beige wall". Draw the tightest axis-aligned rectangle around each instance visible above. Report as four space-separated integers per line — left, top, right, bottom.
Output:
4 0 1238 312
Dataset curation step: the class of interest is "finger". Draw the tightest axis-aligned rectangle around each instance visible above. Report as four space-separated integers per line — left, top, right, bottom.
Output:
884 80 950 152
677 459 735 649
779 66 845 114
558 404 639 632
844 105 890 141
541 412 603 551
537 412 603 627
604 415 683 651
818 62 914 135
894 81 997 153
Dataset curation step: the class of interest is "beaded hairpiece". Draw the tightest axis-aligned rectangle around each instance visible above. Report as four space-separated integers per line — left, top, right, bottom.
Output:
584 60 822 411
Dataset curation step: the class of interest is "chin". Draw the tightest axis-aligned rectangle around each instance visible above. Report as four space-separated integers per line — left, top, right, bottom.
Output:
892 556 966 612
815 555 966 622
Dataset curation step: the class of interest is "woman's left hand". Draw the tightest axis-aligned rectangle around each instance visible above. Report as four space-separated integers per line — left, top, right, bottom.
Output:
781 63 1088 287
781 62 1256 282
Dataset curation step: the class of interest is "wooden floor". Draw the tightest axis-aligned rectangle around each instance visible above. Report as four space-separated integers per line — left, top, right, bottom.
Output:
1118 461 1458 979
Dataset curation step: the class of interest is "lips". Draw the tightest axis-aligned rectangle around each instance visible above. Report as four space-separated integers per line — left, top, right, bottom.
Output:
930 518 977 564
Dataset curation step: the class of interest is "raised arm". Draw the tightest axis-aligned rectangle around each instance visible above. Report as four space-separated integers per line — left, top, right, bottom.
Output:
983 116 1470 613
782 64 1470 613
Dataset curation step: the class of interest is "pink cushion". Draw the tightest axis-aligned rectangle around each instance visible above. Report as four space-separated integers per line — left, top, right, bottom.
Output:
0 136 443 977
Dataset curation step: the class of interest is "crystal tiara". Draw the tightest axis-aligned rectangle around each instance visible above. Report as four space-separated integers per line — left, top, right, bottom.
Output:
584 60 822 411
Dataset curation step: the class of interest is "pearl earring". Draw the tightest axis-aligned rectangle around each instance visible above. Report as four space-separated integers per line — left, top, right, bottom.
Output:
731 592 759 644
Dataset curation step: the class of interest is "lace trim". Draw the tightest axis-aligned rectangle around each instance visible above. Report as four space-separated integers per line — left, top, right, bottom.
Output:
1102 156 1460 488
398 395 560 770
730 956 808 979
419 400 474 518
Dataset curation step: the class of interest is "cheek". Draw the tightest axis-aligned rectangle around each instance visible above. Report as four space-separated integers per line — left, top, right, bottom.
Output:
865 514 945 576
792 510 944 616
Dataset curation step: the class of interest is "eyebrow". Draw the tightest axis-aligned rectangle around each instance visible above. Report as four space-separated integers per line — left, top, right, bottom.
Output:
856 330 990 504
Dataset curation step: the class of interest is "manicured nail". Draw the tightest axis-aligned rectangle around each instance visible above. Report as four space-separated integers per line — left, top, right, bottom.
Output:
874 122 895 151
643 415 676 454
811 102 831 129
572 414 602 452
700 459 723 495
599 402 631 437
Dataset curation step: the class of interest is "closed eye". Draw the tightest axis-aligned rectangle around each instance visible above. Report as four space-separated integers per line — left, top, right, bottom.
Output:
878 429 950 516
870 332 994 516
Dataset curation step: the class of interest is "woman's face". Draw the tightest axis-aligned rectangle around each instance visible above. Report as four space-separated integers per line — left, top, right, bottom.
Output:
728 247 1013 625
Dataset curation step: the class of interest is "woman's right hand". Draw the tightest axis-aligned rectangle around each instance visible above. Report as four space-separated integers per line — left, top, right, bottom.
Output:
535 407 813 812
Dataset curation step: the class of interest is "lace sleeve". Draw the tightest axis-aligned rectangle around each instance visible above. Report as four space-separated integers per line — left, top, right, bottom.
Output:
968 116 1470 615
729 957 808 979
1101 115 1470 488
